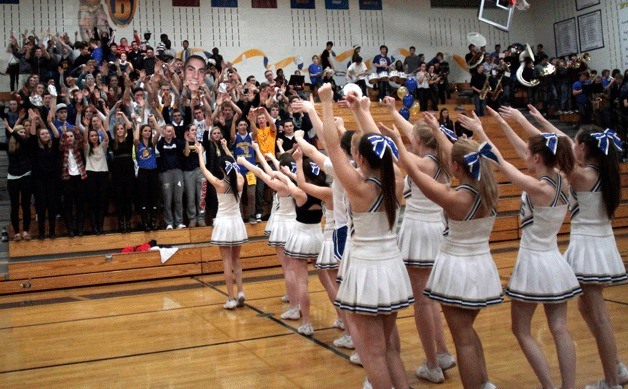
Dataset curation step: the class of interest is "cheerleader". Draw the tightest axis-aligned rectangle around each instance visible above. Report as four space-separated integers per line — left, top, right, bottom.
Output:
237 144 299 319
462 108 581 389
569 126 627 389
502 106 627 388
196 143 248 309
294 129 356 348
382 122 503 389
273 149 330 336
383 98 456 383
320 83 414 389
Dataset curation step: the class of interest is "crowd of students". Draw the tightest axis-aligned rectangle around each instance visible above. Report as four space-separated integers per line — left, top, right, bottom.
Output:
1 28 627 389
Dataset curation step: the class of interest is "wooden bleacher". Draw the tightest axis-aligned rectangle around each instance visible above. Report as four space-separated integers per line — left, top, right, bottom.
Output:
2 101 627 295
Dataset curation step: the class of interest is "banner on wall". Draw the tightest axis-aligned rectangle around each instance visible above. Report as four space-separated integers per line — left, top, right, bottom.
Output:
173 0 200 6
291 0 315 9
359 0 382 10
212 0 237 7
325 0 348 9
621 1 628 69
0 0 19 4
105 0 138 27
252 0 277 8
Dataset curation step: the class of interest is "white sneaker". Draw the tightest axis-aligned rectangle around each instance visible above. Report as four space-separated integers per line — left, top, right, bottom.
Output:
333 334 354 349
481 381 497 389
332 318 345 330
223 299 237 310
280 308 301 320
618 362 628 385
176 224 186 229
236 292 245 307
350 352 363 366
416 362 445 383
363 378 373 389
297 322 314 336
166 225 173 230
585 380 622 389
437 352 456 371
281 294 289 303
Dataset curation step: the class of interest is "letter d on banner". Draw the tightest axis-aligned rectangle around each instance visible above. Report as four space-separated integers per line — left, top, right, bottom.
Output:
106 0 137 27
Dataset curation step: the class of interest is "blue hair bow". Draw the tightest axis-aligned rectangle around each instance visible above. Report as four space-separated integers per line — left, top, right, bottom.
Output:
290 162 297 174
440 125 458 141
591 128 622 155
367 135 399 160
463 142 499 180
540 132 558 155
225 160 241 175
309 161 320 175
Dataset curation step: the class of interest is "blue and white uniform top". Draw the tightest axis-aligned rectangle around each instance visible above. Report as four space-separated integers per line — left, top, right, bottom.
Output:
519 174 569 248
505 174 582 303
424 184 504 309
334 177 414 315
403 154 448 222
210 178 248 246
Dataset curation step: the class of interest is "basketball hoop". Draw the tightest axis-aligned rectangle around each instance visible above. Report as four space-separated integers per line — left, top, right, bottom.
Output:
477 0 527 32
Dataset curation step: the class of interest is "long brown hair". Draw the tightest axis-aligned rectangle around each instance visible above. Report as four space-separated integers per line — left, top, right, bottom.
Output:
359 133 397 230
528 134 574 175
451 140 498 215
576 125 621 218
8 125 25 154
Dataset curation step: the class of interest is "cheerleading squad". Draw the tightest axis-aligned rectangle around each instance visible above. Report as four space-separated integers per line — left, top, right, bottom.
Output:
229 83 626 389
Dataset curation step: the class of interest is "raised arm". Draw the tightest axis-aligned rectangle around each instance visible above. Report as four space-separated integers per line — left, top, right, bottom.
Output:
526 104 568 139
382 96 413 139
294 130 327 167
423 111 454 162
320 83 366 196
294 147 333 204
251 141 275 175
346 93 378 134
380 124 468 219
236 155 287 192
497 106 542 138
195 142 226 189
486 107 528 160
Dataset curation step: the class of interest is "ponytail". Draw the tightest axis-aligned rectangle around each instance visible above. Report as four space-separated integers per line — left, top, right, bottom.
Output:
527 134 574 175
451 140 499 215
359 133 397 230
413 120 451 179
222 156 240 202
576 125 621 218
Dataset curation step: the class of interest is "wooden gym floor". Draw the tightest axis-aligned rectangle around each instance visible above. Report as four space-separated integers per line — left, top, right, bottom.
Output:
0 238 626 388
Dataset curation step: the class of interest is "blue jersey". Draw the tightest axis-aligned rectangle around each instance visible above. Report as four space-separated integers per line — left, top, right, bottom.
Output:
233 132 255 175
136 141 157 169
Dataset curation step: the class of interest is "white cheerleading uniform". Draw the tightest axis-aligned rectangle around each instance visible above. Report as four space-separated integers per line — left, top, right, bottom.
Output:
316 205 337 269
424 185 503 309
334 177 414 315
284 194 324 259
505 175 582 302
323 157 351 283
268 195 296 247
398 155 447 267
210 180 248 246
564 165 627 285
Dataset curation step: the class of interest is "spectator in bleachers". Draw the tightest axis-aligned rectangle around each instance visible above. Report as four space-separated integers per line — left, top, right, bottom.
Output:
108 107 135 233
0 124 32 241
232 116 257 224
134 117 160 231
182 124 205 227
83 115 109 234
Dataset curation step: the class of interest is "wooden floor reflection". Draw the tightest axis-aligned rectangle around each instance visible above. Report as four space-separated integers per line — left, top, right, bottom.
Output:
0 263 625 388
